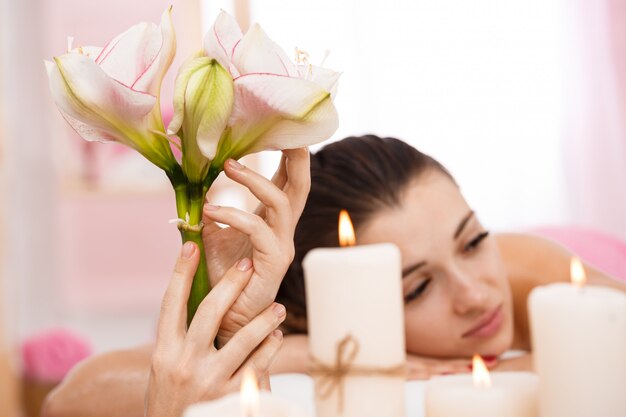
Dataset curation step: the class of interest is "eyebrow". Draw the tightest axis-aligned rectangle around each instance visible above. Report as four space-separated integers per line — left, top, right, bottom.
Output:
401 210 475 279
454 210 475 239
402 261 427 278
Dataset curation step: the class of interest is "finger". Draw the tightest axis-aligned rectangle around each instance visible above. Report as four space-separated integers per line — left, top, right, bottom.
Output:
271 152 288 191
405 356 471 380
431 360 472 377
217 303 286 377
255 152 288 218
282 148 311 221
222 159 293 240
156 242 200 346
258 373 272 391
185 258 254 349
202 205 280 256
201 201 224 238
231 330 283 387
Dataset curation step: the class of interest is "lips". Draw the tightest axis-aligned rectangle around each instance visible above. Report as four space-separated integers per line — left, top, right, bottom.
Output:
462 305 503 339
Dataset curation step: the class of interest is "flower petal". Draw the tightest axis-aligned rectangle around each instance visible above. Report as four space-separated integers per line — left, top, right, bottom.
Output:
47 54 156 140
169 56 233 179
95 20 161 88
307 65 341 99
231 24 296 77
167 53 201 137
222 74 338 159
132 7 176 95
191 62 234 161
203 11 243 76
69 46 103 60
56 104 126 144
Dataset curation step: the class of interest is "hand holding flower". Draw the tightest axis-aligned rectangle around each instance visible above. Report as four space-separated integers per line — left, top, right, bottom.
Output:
200 148 310 347
144 242 285 417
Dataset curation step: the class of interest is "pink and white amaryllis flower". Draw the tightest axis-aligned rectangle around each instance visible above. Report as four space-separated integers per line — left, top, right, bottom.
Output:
45 8 178 172
167 54 234 183
198 11 340 166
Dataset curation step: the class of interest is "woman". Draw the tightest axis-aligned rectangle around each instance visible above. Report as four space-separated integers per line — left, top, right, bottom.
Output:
272 135 626 378
43 148 312 417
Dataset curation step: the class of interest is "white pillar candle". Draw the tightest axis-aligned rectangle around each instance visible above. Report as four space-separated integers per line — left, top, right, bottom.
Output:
183 391 308 417
303 242 406 417
528 275 626 416
184 368 308 417
425 372 539 417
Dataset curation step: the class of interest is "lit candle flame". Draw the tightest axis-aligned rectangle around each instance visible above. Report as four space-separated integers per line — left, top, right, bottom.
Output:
338 210 356 247
472 354 492 388
240 367 259 417
570 257 586 288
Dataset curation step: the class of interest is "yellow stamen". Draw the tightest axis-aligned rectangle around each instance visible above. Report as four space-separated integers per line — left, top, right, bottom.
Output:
294 47 310 66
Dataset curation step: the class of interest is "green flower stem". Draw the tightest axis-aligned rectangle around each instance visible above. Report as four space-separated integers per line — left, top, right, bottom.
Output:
169 165 223 327
182 228 208 326
173 183 189 219
181 183 209 327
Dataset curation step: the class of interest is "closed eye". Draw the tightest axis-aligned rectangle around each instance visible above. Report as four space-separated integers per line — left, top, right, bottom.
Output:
404 279 431 303
464 231 489 252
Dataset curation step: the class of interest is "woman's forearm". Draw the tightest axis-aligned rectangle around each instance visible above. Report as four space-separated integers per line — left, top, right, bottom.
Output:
42 345 153 417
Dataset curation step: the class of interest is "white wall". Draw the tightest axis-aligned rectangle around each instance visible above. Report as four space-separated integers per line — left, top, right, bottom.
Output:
204 0 571 232
0 0 59 342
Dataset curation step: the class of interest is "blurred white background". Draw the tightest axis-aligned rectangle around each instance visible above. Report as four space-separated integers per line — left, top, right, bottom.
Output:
1 0 626 414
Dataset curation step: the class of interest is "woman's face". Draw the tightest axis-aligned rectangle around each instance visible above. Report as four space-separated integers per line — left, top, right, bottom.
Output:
357 171 513 358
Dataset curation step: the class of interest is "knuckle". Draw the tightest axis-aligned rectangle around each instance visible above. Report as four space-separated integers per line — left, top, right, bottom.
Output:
222 307 250 334
195 300 220 324
150 351 168 373
245 362 262 378
170 363 193 387
251 214 266 231
172 260 189 277
274 192 290 210
159 297 173 315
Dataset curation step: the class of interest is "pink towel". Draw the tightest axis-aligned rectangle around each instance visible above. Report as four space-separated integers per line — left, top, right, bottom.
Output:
21 328 92 382
530 226 626 282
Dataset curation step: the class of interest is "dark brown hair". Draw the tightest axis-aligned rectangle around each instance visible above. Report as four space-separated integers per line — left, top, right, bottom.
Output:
277 134 453 333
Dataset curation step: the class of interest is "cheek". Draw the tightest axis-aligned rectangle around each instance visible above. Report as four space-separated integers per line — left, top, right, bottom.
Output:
478 242 510 292
403 296 455 355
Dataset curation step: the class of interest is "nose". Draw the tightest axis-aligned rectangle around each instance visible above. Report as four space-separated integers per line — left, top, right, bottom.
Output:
449 267 489 316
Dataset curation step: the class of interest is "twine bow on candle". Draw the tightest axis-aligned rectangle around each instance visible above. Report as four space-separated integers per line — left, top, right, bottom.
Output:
309 334 407 414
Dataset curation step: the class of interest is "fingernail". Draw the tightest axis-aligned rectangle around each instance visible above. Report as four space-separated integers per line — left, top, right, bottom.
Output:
273 303 286 317
237 258 252 271
205 203 219 211
182 242 195 259
227 159 244 170
272 329 283 341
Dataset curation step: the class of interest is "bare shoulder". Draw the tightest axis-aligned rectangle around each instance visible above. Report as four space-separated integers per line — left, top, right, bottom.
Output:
43 344 154 417
494 232 571 285
494 232 626 290
69 344 153 378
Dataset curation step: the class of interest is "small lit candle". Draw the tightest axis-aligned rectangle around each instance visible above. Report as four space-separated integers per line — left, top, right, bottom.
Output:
183 368 307 417
528 257 626 416
241 368 260 417
425 355 539 417
303 210 406 417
